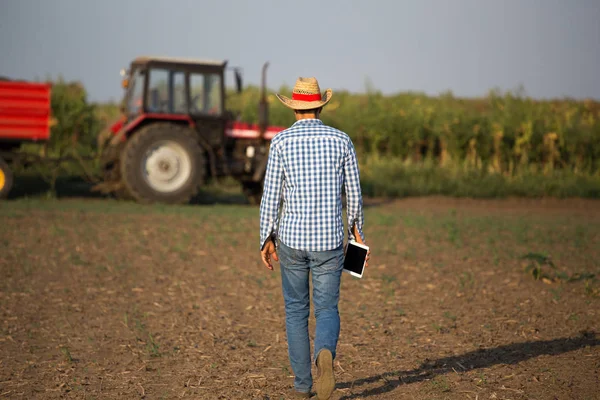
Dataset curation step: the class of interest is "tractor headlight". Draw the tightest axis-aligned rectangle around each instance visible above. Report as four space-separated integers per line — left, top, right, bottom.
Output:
246 146 255 158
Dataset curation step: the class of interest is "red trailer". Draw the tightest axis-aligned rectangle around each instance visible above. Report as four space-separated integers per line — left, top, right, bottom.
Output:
0 80 54 198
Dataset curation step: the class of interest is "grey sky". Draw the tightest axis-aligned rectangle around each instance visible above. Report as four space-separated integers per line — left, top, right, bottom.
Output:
1 0 599 102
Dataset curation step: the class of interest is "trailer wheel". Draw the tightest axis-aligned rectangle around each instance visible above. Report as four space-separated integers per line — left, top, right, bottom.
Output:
0 157 14 199
120 123 206 204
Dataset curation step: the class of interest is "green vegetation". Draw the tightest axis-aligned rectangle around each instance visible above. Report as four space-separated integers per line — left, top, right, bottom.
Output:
232 84 600 198
359 157 600 198
14 78 109 189
12 78 600 198
234 85 600 173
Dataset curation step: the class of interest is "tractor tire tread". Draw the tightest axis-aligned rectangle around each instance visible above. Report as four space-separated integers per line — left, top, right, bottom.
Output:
120 122 205 204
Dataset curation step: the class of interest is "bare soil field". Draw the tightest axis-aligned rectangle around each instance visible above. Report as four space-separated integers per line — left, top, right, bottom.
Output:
1 197 599 399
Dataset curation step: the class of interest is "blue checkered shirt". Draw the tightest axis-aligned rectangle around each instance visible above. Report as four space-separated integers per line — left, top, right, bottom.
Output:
259 118 365 252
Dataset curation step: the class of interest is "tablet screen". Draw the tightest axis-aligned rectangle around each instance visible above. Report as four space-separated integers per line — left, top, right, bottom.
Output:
344 242 368 275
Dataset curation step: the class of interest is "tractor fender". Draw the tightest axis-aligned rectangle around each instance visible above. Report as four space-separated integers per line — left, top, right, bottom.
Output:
109 114 194 146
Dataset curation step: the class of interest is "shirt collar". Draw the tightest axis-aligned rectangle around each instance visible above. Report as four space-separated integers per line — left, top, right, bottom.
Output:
292 118 323 127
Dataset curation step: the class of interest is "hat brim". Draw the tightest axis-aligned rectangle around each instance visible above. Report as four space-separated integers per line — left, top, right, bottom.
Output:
275 89 333 110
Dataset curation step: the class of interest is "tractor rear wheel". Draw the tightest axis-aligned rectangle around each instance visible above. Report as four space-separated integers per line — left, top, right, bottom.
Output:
0 157 14 199
120 123 206 204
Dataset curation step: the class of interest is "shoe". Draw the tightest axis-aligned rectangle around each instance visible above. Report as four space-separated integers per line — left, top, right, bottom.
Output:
290 389 312 398
315 349 335 400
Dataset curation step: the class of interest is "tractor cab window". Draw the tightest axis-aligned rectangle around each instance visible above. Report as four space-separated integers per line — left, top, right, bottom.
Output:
127 68 145 115
189 73 222 116
146 68 187 114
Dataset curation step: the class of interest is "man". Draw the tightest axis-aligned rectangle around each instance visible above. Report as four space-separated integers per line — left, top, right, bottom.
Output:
259 77 369 399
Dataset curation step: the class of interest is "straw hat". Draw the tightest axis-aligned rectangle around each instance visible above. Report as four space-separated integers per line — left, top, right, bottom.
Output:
276 77 333 110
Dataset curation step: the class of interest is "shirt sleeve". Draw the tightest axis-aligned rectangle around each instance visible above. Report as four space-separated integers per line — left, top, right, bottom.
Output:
343 138 365 243
259 142 284 250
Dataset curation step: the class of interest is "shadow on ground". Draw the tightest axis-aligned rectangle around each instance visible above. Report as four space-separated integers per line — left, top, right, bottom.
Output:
7 175 103 200
337 331 599 399
6 175 397 208
6 175 251 205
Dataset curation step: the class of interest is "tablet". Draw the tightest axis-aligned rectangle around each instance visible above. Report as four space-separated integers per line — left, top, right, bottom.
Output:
343 240 369 278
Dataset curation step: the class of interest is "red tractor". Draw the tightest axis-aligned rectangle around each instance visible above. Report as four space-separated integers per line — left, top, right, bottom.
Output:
95 56 283 204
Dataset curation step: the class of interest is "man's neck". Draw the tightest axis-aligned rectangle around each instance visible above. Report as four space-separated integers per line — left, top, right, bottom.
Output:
295 113 319 121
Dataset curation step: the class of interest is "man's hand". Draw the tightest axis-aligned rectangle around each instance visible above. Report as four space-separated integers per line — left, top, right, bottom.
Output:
261 240 279 270
353 225 371 268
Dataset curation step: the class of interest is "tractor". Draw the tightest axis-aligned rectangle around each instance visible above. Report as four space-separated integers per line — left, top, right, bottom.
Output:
94 56 283 205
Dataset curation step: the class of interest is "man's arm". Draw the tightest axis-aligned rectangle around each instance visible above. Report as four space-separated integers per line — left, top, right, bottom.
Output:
259 143 284 251
343 139 365 243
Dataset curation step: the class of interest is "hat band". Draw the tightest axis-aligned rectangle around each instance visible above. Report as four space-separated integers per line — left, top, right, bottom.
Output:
292 92 322 101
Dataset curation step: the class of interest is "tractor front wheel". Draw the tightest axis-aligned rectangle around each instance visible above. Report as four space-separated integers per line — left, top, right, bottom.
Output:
0 157 14 199
120 123 206 204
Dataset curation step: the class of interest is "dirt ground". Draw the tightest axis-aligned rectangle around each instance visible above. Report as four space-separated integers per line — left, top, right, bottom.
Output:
1 197 599 399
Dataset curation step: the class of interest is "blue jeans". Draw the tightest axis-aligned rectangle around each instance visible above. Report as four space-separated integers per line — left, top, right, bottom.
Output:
277 240 345 393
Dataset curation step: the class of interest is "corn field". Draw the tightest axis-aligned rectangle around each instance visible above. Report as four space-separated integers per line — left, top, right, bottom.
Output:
37 80 599 198
229 86 600 176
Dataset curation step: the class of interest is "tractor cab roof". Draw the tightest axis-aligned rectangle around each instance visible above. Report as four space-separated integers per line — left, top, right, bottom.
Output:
131 56 228 71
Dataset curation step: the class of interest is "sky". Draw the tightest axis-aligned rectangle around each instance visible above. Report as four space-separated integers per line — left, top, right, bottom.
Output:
1 0 599 103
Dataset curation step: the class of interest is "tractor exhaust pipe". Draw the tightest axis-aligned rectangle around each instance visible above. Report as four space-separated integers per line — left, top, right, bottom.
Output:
251 62 270 183
258 62 269 143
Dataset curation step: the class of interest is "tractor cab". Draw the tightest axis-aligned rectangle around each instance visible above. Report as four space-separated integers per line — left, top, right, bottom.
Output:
120 56 241 121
